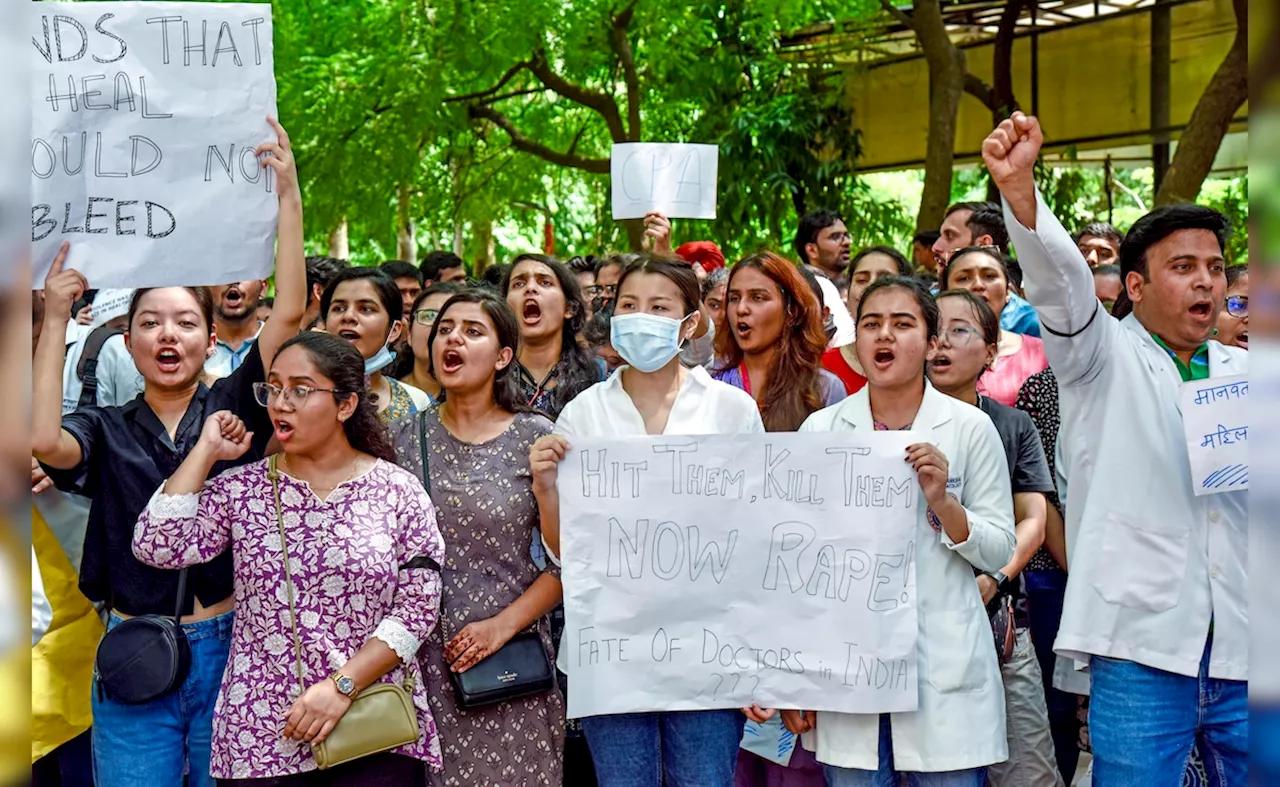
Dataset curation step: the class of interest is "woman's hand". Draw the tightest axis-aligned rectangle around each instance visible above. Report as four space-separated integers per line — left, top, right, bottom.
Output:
781 709 815 735
742 704 776 724
42 243 87 325
642 212 673 255
282 679 352 744
197 411 253 463
906 442 950 507
445 616 517 673
530 434 571 496
32 458 54 495
256 116 300 207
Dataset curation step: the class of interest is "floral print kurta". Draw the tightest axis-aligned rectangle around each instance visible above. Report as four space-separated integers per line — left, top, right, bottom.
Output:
133 458 446 780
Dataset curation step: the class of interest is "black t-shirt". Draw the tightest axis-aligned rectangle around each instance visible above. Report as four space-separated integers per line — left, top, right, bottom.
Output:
43 343 274 617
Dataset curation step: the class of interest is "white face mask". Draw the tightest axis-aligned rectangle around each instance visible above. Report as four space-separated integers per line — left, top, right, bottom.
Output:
610 312 690 373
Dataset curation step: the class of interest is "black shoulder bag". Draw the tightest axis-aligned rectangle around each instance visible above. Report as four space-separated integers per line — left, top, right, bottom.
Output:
93 568 192 704
418 415 554 710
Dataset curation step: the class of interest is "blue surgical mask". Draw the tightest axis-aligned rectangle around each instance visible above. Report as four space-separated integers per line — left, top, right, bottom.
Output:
610 312 689 373
364 344 397 375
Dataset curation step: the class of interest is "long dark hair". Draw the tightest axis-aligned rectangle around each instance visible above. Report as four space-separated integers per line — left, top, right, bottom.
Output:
501 254 598 415
127 286 215 333
426 291 533 416
715 252 828 432
271 332 395 462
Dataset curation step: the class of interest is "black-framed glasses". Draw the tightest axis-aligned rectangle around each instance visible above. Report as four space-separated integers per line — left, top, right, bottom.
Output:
253 382 347 407
1225 295 1247 318
412 308 440 326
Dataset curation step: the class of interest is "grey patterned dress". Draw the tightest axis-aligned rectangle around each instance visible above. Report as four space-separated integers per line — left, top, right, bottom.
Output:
390 406 566 787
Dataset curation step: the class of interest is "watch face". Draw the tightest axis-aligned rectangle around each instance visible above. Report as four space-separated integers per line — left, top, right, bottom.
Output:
336 676 355 695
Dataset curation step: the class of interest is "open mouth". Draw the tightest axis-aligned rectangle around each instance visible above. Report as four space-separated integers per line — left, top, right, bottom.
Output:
274 418 295 442
930 355 953 371
1237 331 1248 349
1189 301 1212 321
522 300 542 324
337 329 361 342
441 349 464 374
872 348 896 369
735 321 752 337
223 288 244 308
155 348 181 373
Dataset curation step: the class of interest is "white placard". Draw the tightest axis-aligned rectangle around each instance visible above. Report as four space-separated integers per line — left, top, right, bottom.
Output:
30 2 278 289
610 142 718 220
1180 374 1248 495
559 432 921 719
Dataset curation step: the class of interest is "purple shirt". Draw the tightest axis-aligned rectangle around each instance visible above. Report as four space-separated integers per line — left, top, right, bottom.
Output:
133 458 446 779
714 365 847 408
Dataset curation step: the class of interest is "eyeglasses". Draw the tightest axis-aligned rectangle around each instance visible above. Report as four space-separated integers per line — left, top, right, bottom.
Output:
412 308 440 326
253 382 347 407
1225 295 1247 318
948 244 1002 259
938 325 982 347
587 285 616 298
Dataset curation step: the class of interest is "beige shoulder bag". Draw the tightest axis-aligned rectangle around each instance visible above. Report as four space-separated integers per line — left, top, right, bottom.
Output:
268 455 420 770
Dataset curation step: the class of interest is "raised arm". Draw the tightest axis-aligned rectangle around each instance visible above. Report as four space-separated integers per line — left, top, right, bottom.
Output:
984 113 1115 384
254 117 305 372
32 244 88 469
132 412 253 569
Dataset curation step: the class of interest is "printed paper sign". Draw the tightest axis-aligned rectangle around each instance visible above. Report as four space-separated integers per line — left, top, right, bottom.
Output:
559 432 921 718
30 2 279 289
611 143 718 220
1180 374 1248 495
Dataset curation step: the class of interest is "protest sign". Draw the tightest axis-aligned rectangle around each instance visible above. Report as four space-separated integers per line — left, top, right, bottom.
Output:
559 432 921 719
1180 374 1249 494
611 143 718 220
30 2 278 289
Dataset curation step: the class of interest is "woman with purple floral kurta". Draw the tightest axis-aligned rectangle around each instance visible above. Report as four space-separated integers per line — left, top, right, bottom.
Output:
134 332 446 787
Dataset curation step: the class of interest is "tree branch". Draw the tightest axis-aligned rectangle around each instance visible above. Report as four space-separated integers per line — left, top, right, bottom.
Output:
963 73 996 110
878 0 914 30
611 0 642 140
468 104 611 173
528 48 628 142
445 61 532 104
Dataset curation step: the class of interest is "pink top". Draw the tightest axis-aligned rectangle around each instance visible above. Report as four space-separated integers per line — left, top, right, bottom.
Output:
977 335 1049 407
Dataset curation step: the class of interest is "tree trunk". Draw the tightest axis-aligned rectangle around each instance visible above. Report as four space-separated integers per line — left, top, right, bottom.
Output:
473 216 495 275
913 0 967 231
328 218 349 259
1154 0 1247 206
396 185 417 264
622 219 645 252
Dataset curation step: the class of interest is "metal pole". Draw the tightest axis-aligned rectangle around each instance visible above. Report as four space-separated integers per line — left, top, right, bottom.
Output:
1151 0 1173 194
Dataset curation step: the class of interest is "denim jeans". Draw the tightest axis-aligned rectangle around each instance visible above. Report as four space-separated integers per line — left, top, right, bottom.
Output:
581 710 744 787
92 611 233 787
820 715 986 787
1089 636 1247 787
1023 568 1081 783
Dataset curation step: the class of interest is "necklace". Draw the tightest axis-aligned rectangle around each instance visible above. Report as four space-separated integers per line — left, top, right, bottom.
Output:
280 453 362 493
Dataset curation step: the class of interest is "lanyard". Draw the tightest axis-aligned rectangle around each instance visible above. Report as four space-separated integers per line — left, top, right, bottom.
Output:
523 365 556 407
738 363 752 396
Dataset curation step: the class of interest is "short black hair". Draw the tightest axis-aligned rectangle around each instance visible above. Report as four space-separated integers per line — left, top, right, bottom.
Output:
913 230 941 247
1119 205 1230 282
380 260 422 284
583 301 614 348
305 256 350 303
596 253 635 275
480 263 509 291
1075 222 1123 247
945 201 1009 254
567 255 599 275
856 276 940 340
1093 264 1122 278
794 209 845 264
850 246 913 277
1005 259 1024 291
409 281 465 314
420 250 465 282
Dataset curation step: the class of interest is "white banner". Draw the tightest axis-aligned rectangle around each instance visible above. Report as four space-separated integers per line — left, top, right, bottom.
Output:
610 142 718 220
559 432 922 718
1180 374 1249 494
30 2 278 289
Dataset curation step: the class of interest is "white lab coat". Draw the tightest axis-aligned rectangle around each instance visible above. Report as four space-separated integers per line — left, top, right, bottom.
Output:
1005 192 1247 682
799 383 1015 772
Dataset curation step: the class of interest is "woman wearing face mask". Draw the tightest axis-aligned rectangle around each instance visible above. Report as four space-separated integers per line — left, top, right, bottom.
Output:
714 252 845 432
942 247 1048 406
388 292 566 787
769 277 1014 787
132 332 445 786
32 118 305 787
1215 265 1248 350
528 256 763 786
401 282 465 400
321 268 431 423
927 290 1062 787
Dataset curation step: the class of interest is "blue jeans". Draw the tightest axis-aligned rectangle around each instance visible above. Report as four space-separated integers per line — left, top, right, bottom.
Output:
1089 636 1247 787
92 611 233 787
1024 568 1081 782
581 710 744 787
820 715 986 787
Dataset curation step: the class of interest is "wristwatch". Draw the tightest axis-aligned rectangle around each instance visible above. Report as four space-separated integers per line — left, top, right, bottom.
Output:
988 571 1011 595
331 673 358 699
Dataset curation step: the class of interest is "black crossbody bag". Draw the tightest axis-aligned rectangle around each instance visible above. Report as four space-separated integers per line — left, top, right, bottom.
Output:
94 568 192 704
418 416 554 710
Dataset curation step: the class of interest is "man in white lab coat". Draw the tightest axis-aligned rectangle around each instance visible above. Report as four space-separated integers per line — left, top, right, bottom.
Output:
983 113 1247 786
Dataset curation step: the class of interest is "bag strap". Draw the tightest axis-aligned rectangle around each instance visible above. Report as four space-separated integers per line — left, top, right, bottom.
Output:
170 566 190 624
268 455 308 698
417 413 431 497
76 325 123 409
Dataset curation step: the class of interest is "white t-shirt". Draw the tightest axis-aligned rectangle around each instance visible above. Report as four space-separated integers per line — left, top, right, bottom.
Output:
62 332 144 414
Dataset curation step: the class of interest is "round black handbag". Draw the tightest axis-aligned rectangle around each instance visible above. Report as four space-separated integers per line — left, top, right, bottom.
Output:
94 569 192 705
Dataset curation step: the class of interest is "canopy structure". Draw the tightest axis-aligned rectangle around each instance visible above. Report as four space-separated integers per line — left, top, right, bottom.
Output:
782 0 1246 176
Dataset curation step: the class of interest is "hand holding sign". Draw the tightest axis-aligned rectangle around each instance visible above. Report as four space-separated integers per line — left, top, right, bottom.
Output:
642 212 672 255
530 434 571 496
42 243 88 324
257 116 299 206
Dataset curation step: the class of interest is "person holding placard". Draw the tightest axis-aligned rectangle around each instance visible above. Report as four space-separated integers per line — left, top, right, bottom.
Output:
388 291 567 787
776 277 1015 786
32 118 306 787
984 112 1247 786
529 256 764 787
319 268 431 423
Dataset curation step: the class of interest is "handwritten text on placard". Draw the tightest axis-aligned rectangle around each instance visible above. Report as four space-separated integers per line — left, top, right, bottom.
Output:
559 432 921 718
30 2 278 288
610 143 718 220
1180 374 1248 495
